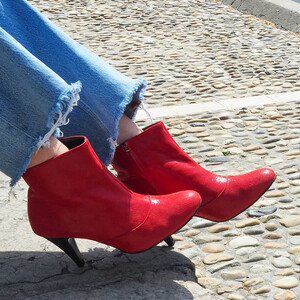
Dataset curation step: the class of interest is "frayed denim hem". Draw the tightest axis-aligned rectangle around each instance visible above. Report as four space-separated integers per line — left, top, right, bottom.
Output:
106 77 147 165
10 81 82 186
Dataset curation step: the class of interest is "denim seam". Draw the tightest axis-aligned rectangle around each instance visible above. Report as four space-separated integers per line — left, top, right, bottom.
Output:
0 115 36 140
77 101 110 135
0 82 81 141
11 81 81 186
107 78 147 164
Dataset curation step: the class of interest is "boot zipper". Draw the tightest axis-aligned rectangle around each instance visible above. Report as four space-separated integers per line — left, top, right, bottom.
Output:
123 144 130 152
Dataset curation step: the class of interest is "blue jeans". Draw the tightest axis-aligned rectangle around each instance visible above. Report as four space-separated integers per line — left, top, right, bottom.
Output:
0 0 147 186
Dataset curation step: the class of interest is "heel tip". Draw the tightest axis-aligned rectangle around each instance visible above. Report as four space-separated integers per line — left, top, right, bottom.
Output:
46 237 85 267
164 236 175 247
77 259 85 268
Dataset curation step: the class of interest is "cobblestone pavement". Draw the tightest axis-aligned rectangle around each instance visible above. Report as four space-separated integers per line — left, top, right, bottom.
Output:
0 0 299 299
29 0 300 107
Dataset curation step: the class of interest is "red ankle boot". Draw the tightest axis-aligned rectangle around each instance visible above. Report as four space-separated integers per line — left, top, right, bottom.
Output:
23 136 201 266
112 122 276 222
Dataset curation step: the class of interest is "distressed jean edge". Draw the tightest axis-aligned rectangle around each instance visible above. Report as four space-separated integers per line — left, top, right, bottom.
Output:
106 77 147 165
10 81 82 186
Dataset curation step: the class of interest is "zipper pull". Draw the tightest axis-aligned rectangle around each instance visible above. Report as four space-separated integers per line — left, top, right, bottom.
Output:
123 144 130 152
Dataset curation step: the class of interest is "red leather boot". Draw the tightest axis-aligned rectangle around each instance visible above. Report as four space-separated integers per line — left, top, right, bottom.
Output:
23 136 201 267
112 122 276 222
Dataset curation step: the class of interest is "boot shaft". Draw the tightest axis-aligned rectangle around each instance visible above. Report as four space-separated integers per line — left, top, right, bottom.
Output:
23 136 150 240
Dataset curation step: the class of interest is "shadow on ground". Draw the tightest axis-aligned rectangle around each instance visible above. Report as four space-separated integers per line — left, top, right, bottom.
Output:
0 246 205 299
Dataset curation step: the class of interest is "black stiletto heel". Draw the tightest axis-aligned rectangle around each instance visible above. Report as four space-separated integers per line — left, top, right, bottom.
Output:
164 236 175 247
46 238 85 267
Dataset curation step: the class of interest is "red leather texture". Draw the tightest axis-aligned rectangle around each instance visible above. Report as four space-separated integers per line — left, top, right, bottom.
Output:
113 122 276 222
23 136 201 253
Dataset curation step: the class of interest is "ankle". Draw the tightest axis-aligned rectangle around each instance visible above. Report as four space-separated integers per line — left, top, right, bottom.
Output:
117 115 142 144
27 136 69 169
